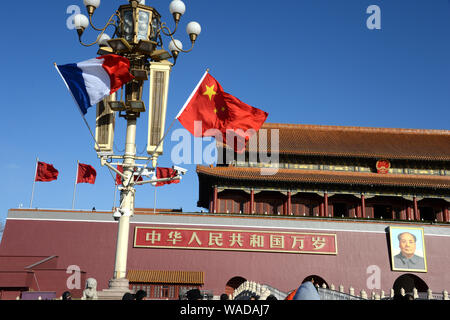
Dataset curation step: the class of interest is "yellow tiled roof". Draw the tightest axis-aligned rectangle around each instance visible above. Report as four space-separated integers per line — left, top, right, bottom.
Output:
127 270 204 284
219 122 450 161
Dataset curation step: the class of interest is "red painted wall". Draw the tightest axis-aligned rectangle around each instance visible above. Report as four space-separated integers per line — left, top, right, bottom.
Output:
1 215 450 297
0 219 117 292
0 271 34 288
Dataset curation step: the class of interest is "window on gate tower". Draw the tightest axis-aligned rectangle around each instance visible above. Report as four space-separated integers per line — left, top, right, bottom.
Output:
333 203 347 217
420 206 435 222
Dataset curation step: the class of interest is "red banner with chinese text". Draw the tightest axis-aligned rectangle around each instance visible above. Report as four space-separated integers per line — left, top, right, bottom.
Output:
134 227 337 255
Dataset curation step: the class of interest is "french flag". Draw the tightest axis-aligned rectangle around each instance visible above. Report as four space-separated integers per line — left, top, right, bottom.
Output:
55 54 134 114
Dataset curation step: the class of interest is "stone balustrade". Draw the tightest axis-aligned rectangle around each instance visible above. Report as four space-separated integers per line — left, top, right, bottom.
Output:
231 280 450 301
10 281 450 300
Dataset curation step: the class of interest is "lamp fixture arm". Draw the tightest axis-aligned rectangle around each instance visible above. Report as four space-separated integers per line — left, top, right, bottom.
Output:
158 20 179 37
78 12 120 47
168 34 195 53
88 11 121 32
78 26 115 47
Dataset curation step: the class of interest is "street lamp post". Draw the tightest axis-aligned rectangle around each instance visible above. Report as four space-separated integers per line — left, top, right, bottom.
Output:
70 0 201 299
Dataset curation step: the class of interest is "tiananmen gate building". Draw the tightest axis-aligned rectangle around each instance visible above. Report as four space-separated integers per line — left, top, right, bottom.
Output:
1 123 449 300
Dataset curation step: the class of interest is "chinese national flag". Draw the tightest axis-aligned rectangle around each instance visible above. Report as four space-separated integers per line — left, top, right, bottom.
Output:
76 163 96 184
35 161 59 182
176 72 268 153
155 167 180 187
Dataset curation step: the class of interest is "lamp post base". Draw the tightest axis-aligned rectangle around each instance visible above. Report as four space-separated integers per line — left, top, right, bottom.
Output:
97 278 131 300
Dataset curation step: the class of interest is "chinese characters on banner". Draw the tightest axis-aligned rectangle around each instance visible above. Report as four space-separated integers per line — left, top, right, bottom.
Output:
134 227 337 255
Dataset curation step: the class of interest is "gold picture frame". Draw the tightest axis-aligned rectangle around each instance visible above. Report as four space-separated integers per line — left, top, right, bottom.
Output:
389 226 427 273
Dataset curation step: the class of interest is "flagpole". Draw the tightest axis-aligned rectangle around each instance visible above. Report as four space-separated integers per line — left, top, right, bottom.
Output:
113 184 118 210
29 157 39 208
153 183 157 214
55 64 103 151
175 69 209 119
72 160 79 210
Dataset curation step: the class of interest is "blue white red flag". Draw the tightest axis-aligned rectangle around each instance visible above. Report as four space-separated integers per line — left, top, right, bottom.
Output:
55 54 134 114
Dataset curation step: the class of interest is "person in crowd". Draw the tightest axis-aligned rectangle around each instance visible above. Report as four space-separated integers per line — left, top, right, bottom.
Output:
393 293 415 301
122 292 136 300
62 291 72 300
186 289 203 300
220 293 229 300
293 280 321 300
404 293 415 300
285 289 297 300
135 290 147 300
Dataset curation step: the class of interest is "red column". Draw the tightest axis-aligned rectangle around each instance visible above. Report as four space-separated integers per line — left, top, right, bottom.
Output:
444 206 449 222
437 209 443 222
413 196 420 220
400 208 406 220
287 191 292 216
324 193 328 217
213 186 218 213
250 189 255 214
361 195 366 218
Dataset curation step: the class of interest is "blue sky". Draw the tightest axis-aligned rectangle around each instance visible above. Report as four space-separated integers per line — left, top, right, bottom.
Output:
1 0 449 230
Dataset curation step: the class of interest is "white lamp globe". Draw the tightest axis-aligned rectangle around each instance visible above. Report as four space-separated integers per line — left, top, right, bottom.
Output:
84 0 101 8
98 33 111 46
169 0 186 15
186 21 201 36
73 14 89 30
168 39 183 52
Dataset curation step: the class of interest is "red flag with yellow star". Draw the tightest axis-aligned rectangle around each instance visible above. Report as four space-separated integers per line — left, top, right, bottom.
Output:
176 71 268 152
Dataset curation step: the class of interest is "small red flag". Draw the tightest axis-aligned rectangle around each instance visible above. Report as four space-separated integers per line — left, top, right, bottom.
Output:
155 167 180 187
176 72 268 153
35 162 59 182
116 165 143 186
116 165 122 186
76 163 97 184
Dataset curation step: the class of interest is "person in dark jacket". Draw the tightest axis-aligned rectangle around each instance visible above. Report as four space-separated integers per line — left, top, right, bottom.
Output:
186 289 203 300
220 293 229 300
62 291 72 300
122 292 136 300
135 290 147 300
